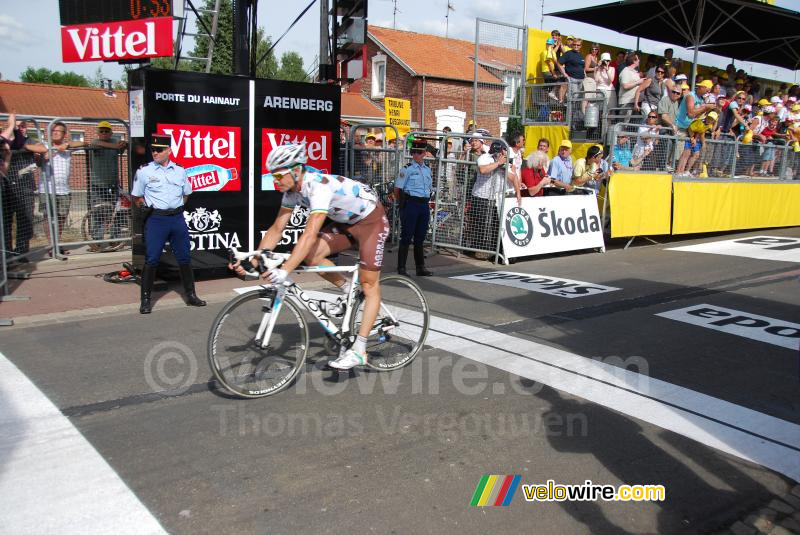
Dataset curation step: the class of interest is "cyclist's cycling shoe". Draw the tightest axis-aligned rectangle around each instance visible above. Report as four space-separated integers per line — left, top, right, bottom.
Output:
329 349 367 370
320 297 345 318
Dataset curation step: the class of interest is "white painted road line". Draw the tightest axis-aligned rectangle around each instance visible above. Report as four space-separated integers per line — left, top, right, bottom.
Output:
668 236 800 263
0 353 166 534
422 315 800 482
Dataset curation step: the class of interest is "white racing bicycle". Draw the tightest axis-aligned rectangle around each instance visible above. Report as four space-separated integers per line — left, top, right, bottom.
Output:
207 248 430 398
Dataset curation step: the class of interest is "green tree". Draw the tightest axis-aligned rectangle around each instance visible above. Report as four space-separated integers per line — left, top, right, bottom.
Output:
20 67 91 87
276 51 308 82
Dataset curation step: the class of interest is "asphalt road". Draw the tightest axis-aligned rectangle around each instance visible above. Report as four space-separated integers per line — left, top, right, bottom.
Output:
2 228 799 534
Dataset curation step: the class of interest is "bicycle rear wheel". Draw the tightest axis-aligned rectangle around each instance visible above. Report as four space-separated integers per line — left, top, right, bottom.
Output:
208 289 308 398
349 275 429 371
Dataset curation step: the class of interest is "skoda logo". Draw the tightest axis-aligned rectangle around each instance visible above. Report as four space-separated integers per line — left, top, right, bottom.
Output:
505 207 533 247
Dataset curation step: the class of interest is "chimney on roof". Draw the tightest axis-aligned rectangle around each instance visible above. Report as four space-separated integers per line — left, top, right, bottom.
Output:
104 79 116 98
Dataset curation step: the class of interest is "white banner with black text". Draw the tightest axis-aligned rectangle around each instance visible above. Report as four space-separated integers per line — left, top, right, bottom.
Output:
500 194 605 259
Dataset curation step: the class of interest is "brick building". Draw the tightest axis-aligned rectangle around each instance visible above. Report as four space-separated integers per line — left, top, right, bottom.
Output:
345 26 522 137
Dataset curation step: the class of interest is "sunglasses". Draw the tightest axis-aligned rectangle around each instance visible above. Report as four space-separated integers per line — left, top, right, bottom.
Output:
99 129 112 133
271 166 297 183
648 115 658 119
656 70 665 74
151 146 168 153
672 90 682 95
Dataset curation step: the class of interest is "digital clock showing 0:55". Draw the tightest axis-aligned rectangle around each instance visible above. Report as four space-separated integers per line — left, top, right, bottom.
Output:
59 0 173 26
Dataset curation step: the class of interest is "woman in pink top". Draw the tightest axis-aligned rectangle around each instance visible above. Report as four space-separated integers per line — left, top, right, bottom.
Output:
594 52 617 109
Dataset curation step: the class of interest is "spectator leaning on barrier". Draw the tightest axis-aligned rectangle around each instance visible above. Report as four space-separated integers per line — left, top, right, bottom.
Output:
467 141 520 259
507 132 524 179
558 38 585 98
572 145 605 189
583 43 600 93
677 110 718 176
38 121 75 254
543 38 567 102
637 64 666 117
675 80 716 138
89 120 127 251
3 118 48 262
547 139 575 189
520 150 552 197
658 82 683 132
612 134 635 170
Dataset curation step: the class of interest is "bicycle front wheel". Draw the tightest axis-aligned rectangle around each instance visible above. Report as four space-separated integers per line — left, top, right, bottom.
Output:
349 275 430 371
208 289 308 398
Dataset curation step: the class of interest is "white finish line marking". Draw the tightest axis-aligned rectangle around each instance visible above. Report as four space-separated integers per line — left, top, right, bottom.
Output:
0 352 166 534
668 236 800 263
228 287 800 480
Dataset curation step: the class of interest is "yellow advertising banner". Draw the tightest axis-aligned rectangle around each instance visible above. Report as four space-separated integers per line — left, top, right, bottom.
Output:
672 181 800 234
609 173 673 238
385 97 411 138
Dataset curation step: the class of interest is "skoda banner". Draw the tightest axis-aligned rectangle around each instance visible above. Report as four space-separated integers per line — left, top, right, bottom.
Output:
500 194 605 259
127 69 340 273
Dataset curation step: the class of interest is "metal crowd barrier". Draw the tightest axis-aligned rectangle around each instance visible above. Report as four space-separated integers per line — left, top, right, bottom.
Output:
524 81 569 125
0 116 46 265
608 123 797 180
44 117 131 259
407 131 513 264
346 123 402 242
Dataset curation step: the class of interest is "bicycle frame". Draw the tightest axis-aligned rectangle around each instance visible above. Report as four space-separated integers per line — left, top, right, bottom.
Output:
254 263 362 355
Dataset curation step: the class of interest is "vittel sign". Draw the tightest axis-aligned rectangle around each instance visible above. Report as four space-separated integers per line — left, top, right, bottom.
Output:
61 18 173 62
262 128 332 175
158 123 242 192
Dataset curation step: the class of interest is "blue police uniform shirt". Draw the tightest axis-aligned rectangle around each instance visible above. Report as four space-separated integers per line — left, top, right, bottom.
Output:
395 160 432 198
132 159 192 209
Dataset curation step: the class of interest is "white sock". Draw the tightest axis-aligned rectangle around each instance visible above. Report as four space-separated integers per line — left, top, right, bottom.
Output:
352 335 367 355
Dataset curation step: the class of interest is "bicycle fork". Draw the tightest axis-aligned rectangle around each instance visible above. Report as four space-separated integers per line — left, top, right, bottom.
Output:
255 286 283 349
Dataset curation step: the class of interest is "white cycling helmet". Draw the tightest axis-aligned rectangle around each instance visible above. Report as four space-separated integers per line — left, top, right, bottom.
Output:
266 142 308 171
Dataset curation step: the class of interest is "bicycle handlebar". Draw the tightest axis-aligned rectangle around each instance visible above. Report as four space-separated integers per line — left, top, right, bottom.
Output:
229 248 290 281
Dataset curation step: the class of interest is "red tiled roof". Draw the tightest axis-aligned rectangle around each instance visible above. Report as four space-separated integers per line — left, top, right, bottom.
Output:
368 26 521 83
0 80 128 120
341 91 384 119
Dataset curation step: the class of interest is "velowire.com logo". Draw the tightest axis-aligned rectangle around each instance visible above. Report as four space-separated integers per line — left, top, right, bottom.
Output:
469 475 522 507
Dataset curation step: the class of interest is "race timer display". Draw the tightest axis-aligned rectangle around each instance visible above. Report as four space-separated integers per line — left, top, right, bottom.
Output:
59 0 172 26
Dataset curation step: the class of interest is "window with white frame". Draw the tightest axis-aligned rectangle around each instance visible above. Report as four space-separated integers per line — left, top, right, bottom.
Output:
503 72 521 104
371 54 387 99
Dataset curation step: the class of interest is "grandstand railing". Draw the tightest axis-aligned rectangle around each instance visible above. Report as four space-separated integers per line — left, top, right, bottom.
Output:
608 123 797 180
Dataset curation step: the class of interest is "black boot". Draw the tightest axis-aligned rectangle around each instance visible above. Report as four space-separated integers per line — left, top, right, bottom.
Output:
414 246 433 276
397 244 409 276
179 264 207 307
139 265 156 314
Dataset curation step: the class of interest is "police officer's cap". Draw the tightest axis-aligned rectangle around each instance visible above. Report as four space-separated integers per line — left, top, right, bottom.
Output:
425 144 438 157
150 134 171 148
410 139 427 153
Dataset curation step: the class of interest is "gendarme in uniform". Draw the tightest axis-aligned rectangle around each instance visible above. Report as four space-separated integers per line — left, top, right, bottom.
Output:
131 134 205 314
393 138 433 276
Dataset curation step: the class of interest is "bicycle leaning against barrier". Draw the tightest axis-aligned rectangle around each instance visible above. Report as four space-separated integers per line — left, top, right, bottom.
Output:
208 248 430 398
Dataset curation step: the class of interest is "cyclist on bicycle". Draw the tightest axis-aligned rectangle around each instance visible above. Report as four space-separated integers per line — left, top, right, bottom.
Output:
230 142 389 370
